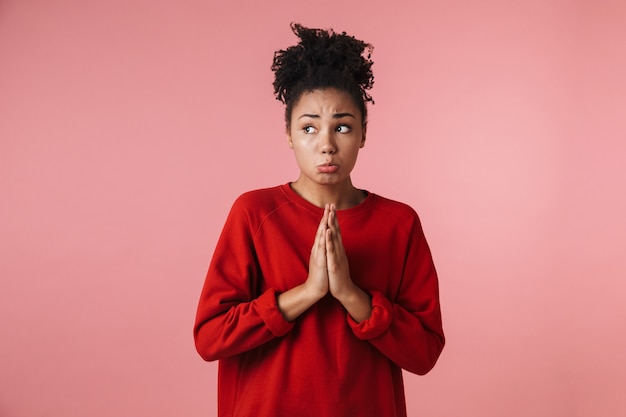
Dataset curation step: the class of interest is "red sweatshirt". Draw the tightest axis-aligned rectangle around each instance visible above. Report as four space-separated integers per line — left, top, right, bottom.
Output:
194 184 444 417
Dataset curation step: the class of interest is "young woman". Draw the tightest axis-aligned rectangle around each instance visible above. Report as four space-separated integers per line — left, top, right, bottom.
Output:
194 23 444 417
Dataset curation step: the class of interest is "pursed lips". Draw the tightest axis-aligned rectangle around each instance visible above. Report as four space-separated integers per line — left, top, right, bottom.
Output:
317 162 339 173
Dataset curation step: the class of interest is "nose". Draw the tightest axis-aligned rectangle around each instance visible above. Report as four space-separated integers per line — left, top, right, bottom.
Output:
319 129 337 154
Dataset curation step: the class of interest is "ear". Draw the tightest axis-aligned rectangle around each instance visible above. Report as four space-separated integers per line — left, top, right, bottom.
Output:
360 125 367 148
287 129 294 149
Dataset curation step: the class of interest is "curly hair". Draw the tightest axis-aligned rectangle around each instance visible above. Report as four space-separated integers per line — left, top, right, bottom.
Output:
271 23 374 129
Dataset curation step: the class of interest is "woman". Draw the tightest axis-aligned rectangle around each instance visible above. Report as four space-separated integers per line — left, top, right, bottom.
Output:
194 23 444 417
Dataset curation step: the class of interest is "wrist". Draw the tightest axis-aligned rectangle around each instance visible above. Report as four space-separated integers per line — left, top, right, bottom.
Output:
333 283 373 322
302 280 327 302
332 280 358 304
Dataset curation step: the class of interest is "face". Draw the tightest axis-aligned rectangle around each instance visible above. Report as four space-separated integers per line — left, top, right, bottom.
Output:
287 88 366 189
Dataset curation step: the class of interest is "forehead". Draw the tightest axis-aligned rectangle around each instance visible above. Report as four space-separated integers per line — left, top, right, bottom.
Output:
292 88 360 117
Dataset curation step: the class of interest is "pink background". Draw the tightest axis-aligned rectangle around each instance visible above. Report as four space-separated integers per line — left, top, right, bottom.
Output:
1 0 625 416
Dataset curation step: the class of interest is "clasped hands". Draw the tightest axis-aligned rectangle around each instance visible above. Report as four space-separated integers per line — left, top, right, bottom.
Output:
278 204 372 322
306 204 355 301
305 205 372 322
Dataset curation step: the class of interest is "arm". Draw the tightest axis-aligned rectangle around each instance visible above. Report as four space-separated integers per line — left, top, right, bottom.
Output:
276 205 330 321
194 199 295 362
194 200 335 361
347 217 445 375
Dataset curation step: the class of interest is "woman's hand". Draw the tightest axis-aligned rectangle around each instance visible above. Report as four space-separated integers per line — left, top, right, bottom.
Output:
325 204 353 299
278 204 371 322
276 206 330 321
326 204 372 322
304 204 330 298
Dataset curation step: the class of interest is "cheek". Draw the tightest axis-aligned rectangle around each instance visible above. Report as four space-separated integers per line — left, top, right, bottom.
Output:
291 142 310 161
349 142 363 156
292 137 314 152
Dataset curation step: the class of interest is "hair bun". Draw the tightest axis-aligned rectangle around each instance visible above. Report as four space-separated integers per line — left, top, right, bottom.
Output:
272 23 374 106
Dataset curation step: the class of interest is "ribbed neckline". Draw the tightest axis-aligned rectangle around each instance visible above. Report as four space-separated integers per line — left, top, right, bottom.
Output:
280 183 376 218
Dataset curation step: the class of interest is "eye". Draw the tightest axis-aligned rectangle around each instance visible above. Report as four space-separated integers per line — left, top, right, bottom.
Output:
336 125 351 133
303 126 317 134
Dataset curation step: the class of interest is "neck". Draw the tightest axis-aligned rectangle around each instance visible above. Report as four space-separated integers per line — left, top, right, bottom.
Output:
290 177 365 210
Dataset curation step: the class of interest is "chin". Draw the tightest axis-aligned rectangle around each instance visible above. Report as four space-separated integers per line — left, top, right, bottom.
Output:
316 175 346 186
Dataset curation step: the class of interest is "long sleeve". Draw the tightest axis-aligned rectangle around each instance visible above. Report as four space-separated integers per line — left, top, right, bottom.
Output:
193 185 444 417
346 214 445 375
193 196 294 362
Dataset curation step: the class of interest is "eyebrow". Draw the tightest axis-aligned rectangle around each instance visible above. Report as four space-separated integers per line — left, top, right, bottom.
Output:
298 112 357 120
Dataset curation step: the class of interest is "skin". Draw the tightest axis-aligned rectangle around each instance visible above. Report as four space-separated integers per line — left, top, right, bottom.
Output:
276 88 373 323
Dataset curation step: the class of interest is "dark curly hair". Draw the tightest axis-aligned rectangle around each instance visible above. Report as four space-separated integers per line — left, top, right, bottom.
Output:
271 23 374 129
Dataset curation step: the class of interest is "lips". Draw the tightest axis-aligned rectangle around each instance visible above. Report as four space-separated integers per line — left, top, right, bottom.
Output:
317 163 339 173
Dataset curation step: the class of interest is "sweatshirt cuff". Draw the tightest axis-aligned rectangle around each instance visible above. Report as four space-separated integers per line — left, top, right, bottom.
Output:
347 291 393 340
256 288 294 337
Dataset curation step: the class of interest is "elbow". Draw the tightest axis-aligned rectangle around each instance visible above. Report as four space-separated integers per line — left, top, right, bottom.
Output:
413 358 438 376
194 324 222 362
195 340 220 362
411 335 445 376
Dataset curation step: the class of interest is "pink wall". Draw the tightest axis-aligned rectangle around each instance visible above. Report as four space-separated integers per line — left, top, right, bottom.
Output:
1 0 624 416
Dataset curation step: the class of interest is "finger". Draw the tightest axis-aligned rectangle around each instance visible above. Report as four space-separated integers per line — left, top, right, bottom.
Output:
327 204 335 228
328 207 344 249
320 204 329 228
327 234 342 270
318 205 330 237
326 228 343 274
325 226 333 249
329 205 341 234
325 228 336 262
311 206 327 257
320 204 330 233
